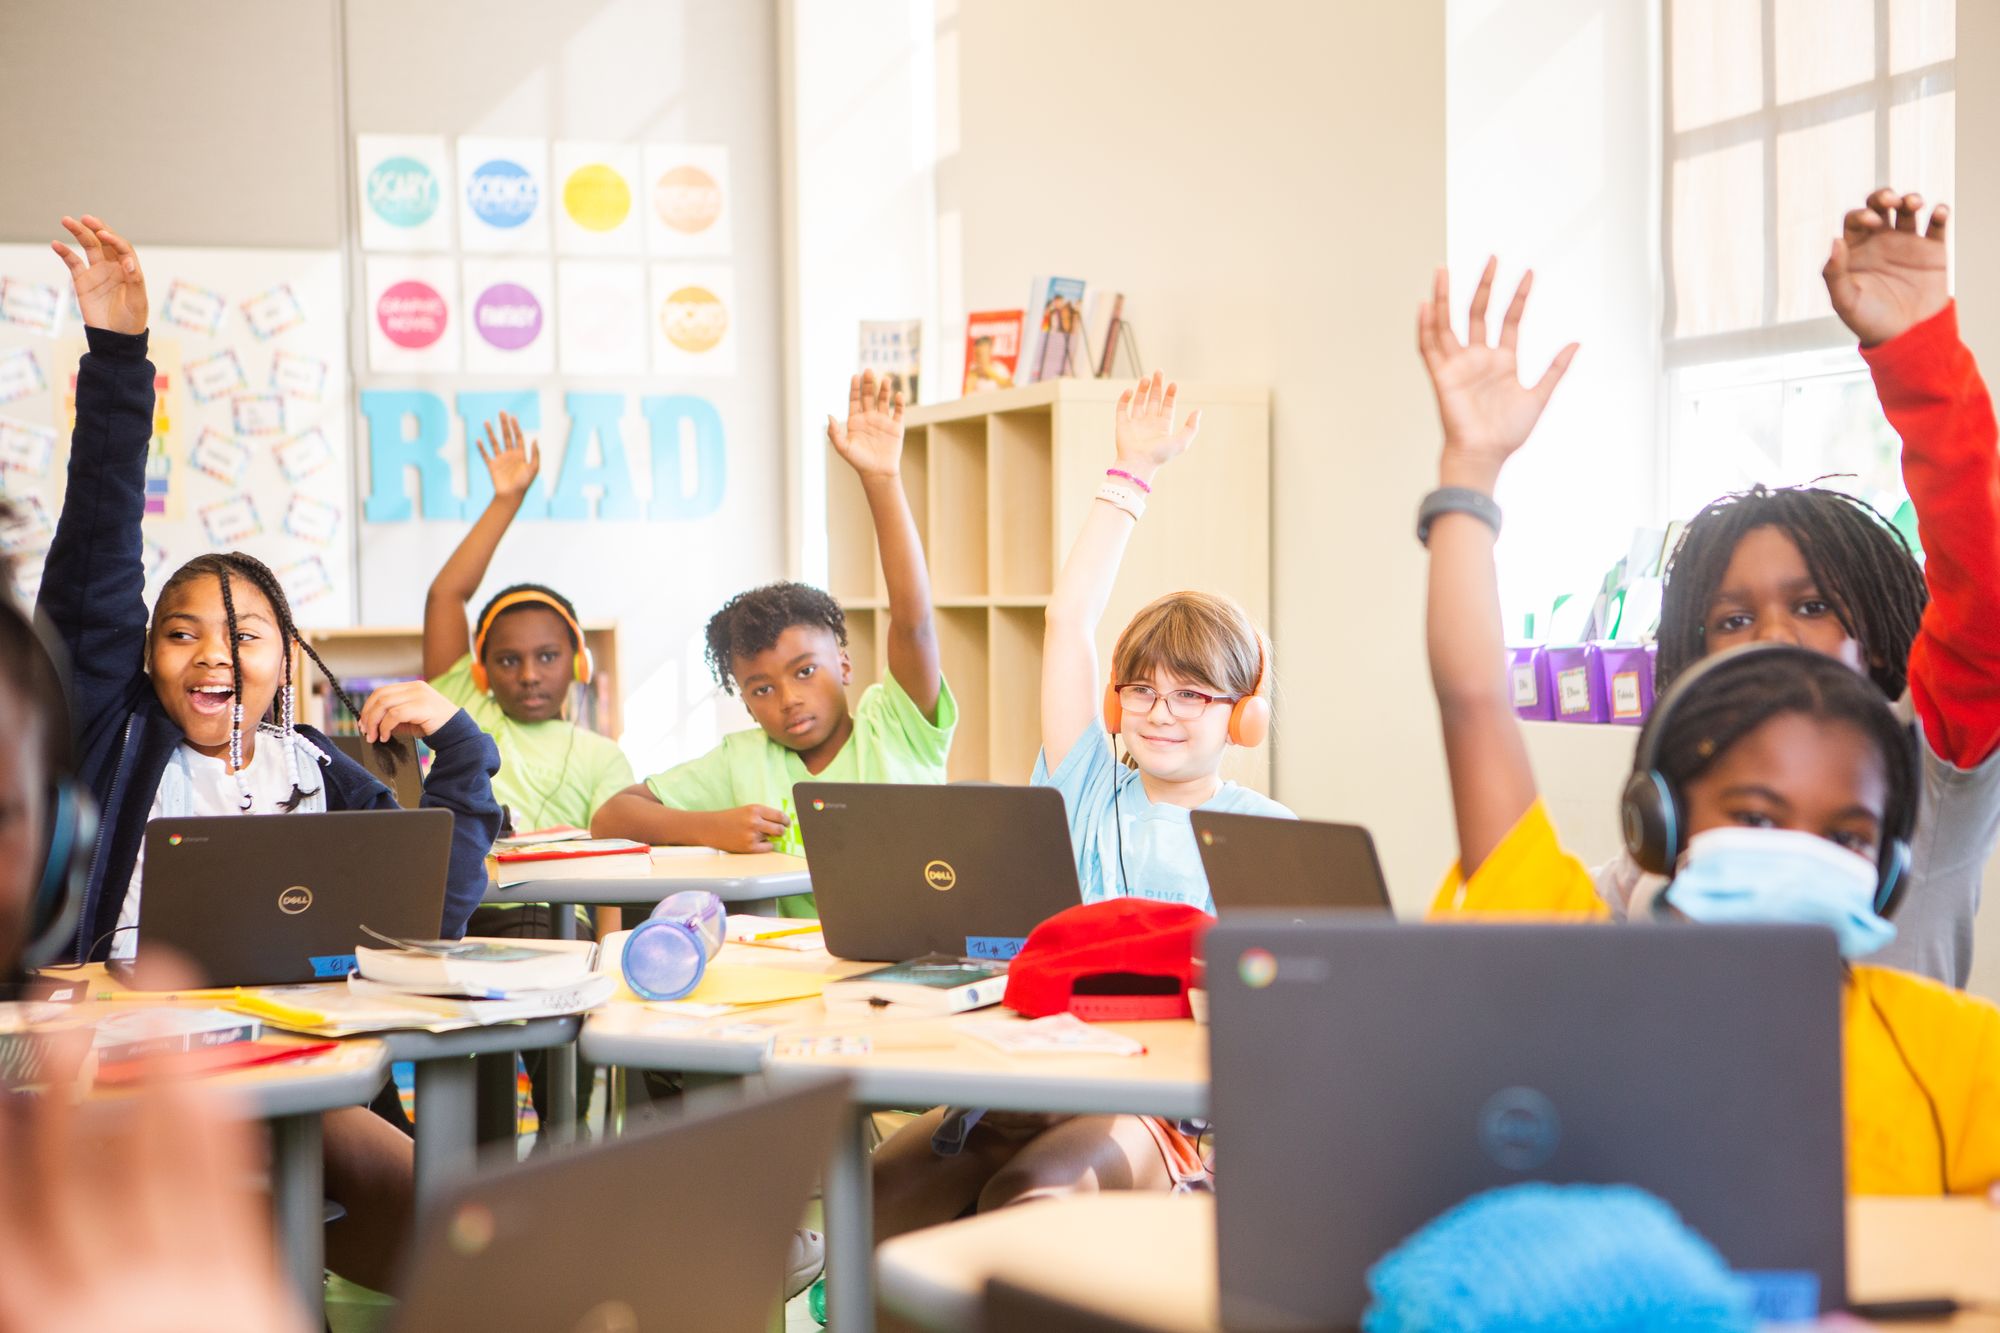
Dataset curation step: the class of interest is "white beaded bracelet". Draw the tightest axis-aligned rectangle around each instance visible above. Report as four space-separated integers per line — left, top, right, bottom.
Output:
1095 481 1147 520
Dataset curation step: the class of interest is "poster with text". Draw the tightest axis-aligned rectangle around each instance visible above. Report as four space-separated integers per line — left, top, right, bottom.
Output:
366 256 460 374
552 142 643 256
457 136 550 253
650 263 736 376
642 144 731 257
462 258 555 375
356 134 454 253
557 259 647 375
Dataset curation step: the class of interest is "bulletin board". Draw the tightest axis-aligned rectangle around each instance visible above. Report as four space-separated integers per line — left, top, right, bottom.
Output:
0 245 354 626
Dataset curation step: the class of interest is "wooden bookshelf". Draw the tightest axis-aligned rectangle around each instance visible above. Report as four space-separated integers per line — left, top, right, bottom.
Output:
827 377 1271 787
296 622 624 739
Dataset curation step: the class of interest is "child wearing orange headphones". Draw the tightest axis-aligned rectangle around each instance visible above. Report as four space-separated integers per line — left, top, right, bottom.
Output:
1035 371 1292 912
422 410 634 835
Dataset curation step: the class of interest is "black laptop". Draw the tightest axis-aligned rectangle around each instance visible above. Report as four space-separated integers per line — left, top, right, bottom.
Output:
1207 917 1847 1329
795 783 1085 962
392 1075 848 1332
130 808 452 986
330 734 425 810
1191 811 1391 914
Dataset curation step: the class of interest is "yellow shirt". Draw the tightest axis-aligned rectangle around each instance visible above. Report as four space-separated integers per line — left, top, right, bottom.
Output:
1430 799 2000 1196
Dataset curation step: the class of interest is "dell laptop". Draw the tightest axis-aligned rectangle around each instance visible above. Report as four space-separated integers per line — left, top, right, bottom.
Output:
795 783 1086 961
392 1074 849 1332
131 808 452 986
1191 811 1391 915
1207 917 1846 1329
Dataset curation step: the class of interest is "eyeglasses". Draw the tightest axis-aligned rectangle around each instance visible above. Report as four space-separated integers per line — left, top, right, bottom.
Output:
1115 683 1238 720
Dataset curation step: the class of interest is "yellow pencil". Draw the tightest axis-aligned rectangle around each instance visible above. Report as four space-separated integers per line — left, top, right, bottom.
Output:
93 987 242 1003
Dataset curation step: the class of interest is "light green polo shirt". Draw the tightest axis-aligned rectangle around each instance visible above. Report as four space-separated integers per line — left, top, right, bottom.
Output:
644 673 956 915
431 653 636 833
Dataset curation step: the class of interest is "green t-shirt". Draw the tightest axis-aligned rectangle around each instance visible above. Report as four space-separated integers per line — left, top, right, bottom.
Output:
431 653 636 832
644 673 957 915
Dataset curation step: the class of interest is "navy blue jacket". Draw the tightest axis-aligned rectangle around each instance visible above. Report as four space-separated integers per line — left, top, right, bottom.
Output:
38 327 501 962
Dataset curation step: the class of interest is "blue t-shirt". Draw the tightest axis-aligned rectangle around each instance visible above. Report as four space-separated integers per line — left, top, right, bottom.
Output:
1032 730 1296 913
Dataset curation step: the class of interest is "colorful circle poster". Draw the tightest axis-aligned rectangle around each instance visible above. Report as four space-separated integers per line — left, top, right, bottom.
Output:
553 142 643 256
642 144 731 257
457 136 550 253
649 263 735 375
364 256 460 373
462 258 554 374
356 134 454 253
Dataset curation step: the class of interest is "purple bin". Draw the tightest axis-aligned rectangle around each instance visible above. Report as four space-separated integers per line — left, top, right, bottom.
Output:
1507 644 1555 721
1546 644 1608 723
1599 641 1657 725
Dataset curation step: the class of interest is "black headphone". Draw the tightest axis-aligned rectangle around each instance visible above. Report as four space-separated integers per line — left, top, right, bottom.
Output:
0 597 98 970
1620 642 1915 917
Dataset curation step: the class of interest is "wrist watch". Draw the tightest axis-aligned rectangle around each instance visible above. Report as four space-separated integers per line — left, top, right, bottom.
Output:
1416 486 1501 546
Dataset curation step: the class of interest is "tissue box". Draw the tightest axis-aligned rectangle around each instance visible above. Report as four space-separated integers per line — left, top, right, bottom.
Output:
1546 644 1608 723
1507 645 1556 721
1600 642 1657 725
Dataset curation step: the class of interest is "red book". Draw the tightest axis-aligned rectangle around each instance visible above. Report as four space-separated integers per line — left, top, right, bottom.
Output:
962 310 1024 394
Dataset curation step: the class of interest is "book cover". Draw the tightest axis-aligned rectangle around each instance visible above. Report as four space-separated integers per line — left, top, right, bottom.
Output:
1022 277 1088 383
494 837 650 864
961 309 1024 394
355 937 599 995
91 1007 263 1065
858 318 921 401
822 955 1009 1015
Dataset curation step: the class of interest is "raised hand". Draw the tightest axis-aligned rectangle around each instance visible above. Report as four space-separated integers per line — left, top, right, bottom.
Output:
1415 258 1578 494
1113 371 1202 475
1824 189 1950 346
476 411 541 502
357 680 463 743
828 369 905 481
50 215 148 336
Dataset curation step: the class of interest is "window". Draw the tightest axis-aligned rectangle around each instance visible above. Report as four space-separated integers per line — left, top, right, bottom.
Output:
1663 0 1953 518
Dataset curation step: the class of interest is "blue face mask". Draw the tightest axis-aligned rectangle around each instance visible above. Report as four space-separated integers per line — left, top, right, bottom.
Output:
1663 826 1896 959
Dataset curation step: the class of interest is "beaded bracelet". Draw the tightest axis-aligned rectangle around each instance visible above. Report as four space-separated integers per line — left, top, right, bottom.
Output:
1105 467 1153 495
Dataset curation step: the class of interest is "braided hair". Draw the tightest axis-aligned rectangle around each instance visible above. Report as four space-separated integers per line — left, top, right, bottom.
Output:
156 553 406 810
703 582 847 695
1656 484 1928 700
1645 646 1921 852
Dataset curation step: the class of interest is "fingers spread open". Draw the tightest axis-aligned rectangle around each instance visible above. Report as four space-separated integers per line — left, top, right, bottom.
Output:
1498 270 1534 351
1465 256 1498 346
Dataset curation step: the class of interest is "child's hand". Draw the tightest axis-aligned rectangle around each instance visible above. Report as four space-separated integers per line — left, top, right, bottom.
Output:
1113 371 1201 477
1824 189 1949 346
50 216 148 336
1416 258 1578 494
707 804 791 854
357 681 463 743
476 411 541 502
828 370 905 482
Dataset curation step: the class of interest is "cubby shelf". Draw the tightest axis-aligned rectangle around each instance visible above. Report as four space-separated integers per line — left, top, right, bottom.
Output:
828 377 1271 786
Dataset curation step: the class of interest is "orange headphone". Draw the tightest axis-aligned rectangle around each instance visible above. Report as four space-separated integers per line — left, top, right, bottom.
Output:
470 590 593 693
1102 634 1271 747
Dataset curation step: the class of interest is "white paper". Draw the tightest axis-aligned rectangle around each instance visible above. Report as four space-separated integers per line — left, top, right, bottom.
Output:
641 144 731 256
649 263 735 376
552 142 643 255
457 136 550 253
556 259 646 375
356 133 454 253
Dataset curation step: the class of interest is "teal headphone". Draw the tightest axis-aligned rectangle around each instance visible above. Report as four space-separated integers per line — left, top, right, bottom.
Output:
1619 643 1914 917
3 597 96 969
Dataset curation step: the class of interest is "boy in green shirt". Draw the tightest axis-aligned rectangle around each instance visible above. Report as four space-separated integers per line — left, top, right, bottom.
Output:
593 370 953 911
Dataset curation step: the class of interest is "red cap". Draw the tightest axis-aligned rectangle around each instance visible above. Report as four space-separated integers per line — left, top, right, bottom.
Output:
1002 899 1211 1021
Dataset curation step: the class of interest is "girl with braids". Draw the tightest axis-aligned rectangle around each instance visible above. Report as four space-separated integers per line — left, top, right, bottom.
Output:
37 214 502 971
1416 258 2000 1195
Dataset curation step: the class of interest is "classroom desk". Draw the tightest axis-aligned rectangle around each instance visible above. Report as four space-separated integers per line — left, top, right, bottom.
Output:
484 850 811 1137
75 1009 389 1327
876 1192 2000 1332
579 942 1206 1333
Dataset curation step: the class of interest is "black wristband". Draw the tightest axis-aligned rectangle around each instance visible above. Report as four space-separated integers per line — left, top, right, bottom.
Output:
1417 486 1501 546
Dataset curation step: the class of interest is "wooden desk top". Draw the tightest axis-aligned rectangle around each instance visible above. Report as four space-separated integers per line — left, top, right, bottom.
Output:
877 1193 2000 1332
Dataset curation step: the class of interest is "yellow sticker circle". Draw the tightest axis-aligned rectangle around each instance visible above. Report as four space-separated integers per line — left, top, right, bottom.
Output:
660 285 728 353
653 164 723 234
563 164 632 231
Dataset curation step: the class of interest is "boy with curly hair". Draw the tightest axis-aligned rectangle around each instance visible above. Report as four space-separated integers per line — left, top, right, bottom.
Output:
593 372 953 910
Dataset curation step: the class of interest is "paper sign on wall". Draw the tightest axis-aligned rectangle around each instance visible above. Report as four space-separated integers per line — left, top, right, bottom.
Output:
278 554 334 605
0 349 45 406
231 393 285 439
0 418 56 476
0 278 62 337
162 280 228 338
271 350 329 402
198 494 261 545
553 142 643 256
366 257 460 374
282 494 341 546
189 428 251 486
458 136 550 253
650 263 736 376
241 284 308 340
642 145 730 257
462 258 554 375
275 427 334 482
0 495 53 552
557 259 646 375
357 134 454 253
185 349 248 403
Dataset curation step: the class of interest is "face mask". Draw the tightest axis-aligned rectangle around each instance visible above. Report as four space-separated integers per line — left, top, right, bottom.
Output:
1663 825 1896 959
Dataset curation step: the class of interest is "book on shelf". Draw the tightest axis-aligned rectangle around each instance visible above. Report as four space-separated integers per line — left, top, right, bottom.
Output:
354 937 600 995
821 955 1009 1017
859 318 922 401
491 838 654 886
961 309 1024 394
1022 276 1089 383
